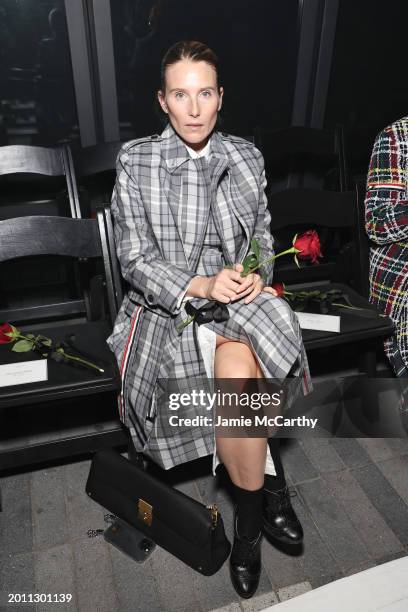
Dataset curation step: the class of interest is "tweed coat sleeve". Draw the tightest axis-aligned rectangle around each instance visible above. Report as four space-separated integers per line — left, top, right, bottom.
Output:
364 125 408 245
111 146 197 315
252 147 275 285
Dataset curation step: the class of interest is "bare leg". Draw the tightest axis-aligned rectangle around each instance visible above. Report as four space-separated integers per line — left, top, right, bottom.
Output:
214 336 267 490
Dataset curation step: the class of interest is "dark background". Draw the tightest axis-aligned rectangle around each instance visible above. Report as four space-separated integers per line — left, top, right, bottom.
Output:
0 0 406 183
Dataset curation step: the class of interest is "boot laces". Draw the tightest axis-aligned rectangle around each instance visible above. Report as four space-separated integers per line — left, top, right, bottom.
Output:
233 533 261 563
264 486 297 512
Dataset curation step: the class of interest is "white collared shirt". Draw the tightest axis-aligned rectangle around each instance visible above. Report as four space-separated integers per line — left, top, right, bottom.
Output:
184 139 211 160
176 138 212 309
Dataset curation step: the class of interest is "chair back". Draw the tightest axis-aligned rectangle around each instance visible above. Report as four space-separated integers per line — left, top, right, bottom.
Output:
0 215 117 326
0 146 84 320
96 205 124 320
268 187 363 291
254 125 348 192
0 144 80 218
72 142 123 218
73 142 123 178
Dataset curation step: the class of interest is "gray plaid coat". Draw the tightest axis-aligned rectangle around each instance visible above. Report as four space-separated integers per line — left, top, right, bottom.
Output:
107 123 312 470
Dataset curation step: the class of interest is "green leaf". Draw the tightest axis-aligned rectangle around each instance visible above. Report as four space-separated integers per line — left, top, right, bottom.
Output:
26 333 35 339
242 253 258 276
12 339 34 352
242 253 257 268
42 339 52 347
251 238 260 259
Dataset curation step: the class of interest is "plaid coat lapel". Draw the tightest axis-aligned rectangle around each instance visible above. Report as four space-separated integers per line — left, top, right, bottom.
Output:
159 124 229 268
159 124 260 269
158 124 191 266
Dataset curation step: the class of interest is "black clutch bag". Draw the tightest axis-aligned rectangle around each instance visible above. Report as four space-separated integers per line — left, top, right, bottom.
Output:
85 449 231 575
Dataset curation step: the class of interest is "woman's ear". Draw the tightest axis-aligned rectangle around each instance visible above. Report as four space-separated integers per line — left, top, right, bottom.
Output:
217 86 224 112
157 90 168 113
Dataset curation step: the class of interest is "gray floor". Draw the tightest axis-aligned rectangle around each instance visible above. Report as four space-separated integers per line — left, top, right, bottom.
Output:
1 437 408 612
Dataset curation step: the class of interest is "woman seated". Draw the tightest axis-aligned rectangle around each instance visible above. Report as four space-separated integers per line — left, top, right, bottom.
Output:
107 40 312 599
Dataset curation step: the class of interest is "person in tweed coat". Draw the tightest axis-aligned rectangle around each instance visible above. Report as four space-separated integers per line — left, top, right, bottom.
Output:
365 116 408 377
107 41 312 597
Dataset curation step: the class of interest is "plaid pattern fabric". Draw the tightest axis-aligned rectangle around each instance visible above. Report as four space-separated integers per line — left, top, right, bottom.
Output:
365 116 408 376
107 123 313 469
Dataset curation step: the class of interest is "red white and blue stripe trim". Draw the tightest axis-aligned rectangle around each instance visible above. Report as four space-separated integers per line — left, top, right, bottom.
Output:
118 305 143 421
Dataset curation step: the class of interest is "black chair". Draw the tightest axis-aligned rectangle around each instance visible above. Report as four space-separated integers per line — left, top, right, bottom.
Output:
72 142 123 218
0 144 80 219
269 188 361 288
0 145 91 323
0 214 126 482
268 187 394 377
97 204 124 316
254 125 348 193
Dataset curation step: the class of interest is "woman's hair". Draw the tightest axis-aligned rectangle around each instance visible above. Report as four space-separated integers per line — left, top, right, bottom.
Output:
160 40 220 92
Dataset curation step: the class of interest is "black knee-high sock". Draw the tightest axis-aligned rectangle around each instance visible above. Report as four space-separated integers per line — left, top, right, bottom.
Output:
265 437 286 491
232 482 263 540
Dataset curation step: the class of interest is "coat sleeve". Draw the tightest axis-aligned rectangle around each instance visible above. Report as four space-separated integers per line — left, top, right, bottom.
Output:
364 127 408 245
252 147 275 285
110 146 197 315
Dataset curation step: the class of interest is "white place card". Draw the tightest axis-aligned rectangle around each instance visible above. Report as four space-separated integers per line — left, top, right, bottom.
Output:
295 312 341 333
0 359 48 388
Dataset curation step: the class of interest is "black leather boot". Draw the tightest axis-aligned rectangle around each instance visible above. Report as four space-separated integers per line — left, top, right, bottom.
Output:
229 510 262 599
263 485 303 545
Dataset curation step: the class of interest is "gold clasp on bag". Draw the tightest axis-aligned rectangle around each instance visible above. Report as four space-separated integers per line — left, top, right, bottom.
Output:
207 503 218 528
138 498 153 526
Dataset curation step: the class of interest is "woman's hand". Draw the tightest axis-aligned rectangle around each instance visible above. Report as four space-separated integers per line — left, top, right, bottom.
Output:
202 265 250 303
201 264 279 304
231 264 279 304
229 264 261 303
235 264 278 304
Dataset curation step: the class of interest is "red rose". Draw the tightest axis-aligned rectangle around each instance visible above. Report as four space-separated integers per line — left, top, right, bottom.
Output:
294 230 323 264
272 282 286 297
0 323 16 344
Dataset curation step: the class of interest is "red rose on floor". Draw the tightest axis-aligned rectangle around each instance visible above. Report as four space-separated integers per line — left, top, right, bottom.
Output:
293 230 323 264
0 323 16 344
272 282 286 297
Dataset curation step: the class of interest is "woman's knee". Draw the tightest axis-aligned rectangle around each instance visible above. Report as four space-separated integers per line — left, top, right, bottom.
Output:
214 340 258 378
215 333 231 348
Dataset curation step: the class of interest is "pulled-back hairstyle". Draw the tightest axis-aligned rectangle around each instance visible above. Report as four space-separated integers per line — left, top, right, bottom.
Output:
160 40 221 91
